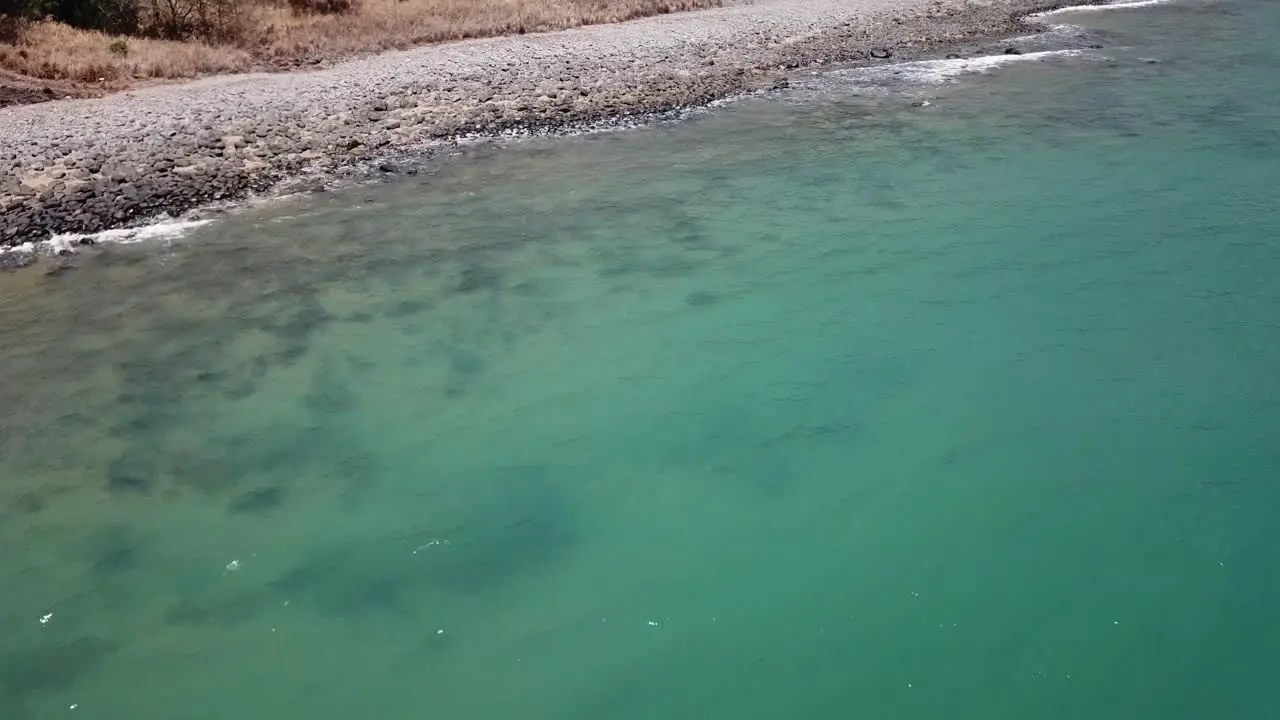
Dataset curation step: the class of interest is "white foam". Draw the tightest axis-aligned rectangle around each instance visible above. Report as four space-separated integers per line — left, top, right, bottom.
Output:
0 241 38 257
2 217 215 262
1010 22 1092 42
1031 0 1179 19
49 218 213 247
831 48 1088 87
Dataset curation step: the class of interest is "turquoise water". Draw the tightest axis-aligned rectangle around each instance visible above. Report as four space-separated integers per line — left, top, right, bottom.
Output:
3 0 1280 717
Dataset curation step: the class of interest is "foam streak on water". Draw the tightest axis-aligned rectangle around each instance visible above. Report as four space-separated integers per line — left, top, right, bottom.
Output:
1031 0 1182 19
1 218 215 262
830 48 1090 86
51 219 215 246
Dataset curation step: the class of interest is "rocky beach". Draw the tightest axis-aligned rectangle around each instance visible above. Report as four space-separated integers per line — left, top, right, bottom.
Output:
0 0 1087 261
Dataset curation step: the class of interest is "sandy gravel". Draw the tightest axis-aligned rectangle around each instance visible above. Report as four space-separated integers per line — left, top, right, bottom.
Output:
0 0 1079 254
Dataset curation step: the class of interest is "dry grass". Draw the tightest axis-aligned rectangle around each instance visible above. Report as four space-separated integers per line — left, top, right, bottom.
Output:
0 21 252 85
258 0 721 60
0 0 721 87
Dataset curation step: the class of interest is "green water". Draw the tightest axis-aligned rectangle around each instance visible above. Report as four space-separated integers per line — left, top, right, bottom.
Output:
3 1 1279 717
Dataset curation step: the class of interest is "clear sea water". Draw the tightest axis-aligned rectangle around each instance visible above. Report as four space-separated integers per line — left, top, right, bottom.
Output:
3 0 1279 717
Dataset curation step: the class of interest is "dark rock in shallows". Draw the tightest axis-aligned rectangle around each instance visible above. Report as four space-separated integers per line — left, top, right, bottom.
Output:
44 259 76 277
1003 47 1022 55
870 48 893 59
685 290 717 307
1 250 38 271
106 459 153 496
228 487 285 514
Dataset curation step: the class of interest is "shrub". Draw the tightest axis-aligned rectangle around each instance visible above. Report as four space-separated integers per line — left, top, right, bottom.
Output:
143 0 255 43
20 0 140 34
0 0 43 19
107 36 128 55
287 0 357 15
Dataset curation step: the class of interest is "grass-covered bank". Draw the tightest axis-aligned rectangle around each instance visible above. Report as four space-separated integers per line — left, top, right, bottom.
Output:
0 0 719 91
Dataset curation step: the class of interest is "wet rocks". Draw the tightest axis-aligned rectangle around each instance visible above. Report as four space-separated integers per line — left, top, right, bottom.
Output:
0 246 38 270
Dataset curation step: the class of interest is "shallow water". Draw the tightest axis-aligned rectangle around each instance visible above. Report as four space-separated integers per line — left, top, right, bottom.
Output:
3 0 1279 717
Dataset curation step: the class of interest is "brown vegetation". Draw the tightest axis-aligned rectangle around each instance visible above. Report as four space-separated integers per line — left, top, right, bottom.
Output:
0 0 721 88
0 20 252 85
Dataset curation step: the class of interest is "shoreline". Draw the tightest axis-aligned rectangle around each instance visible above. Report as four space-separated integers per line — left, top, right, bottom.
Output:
0 0 1095 264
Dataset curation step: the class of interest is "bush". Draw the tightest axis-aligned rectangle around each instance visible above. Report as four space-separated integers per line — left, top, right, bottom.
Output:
0 7 25 42
144 0 255 42
0 0 43 19
108 37 129 55
287 0 357 15
10 0 140 34
1 0 258 44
